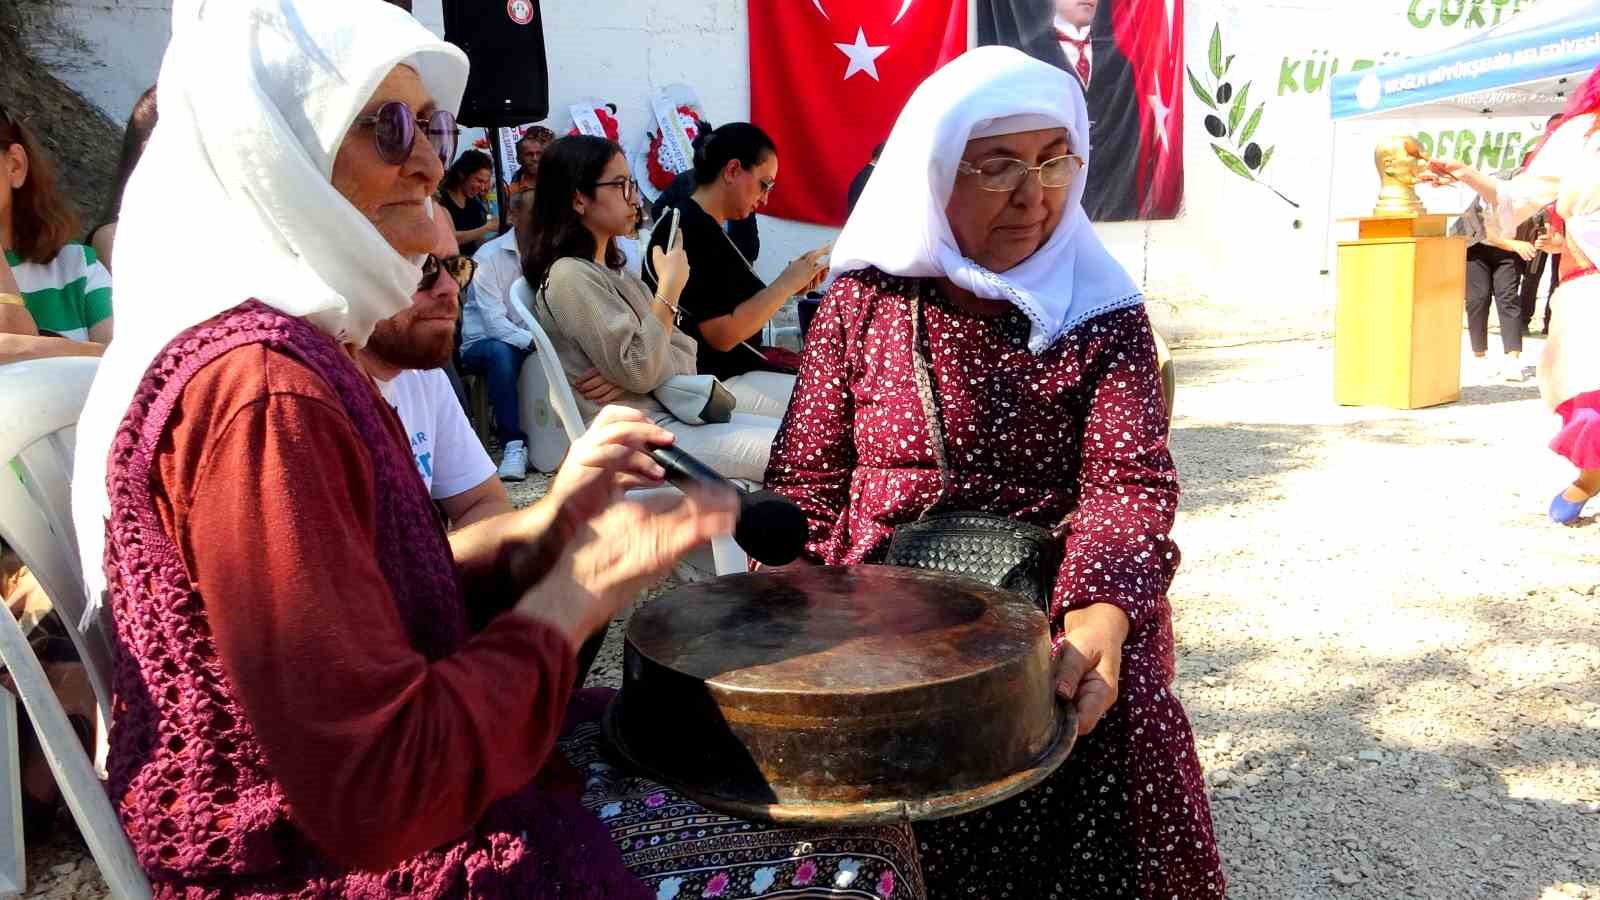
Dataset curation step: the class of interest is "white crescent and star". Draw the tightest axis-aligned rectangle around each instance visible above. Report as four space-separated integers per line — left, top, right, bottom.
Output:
834 28 890 82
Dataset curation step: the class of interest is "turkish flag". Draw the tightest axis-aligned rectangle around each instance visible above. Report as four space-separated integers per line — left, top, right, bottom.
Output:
1110 0 1183 219
750 1 967 227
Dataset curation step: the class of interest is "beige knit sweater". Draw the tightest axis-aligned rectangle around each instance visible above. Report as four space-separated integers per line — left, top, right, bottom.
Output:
532 257 698 422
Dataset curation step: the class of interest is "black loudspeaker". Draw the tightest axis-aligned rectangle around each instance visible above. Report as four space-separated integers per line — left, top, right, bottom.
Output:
442 0 550 128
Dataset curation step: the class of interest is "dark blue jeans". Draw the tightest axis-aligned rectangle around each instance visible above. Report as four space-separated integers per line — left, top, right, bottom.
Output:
459 338 530 444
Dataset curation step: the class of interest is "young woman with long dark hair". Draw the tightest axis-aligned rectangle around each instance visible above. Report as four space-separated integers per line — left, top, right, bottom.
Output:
437 147 496 254
525 135 784 482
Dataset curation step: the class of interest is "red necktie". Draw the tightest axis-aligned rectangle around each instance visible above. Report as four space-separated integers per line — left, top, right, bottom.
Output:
1057 30 1092 86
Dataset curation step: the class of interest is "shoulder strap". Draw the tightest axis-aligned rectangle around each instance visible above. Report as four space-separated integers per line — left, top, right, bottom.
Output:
909 289 951 504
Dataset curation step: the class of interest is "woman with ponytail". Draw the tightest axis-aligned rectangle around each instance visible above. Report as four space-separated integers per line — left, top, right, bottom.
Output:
642 123 829 417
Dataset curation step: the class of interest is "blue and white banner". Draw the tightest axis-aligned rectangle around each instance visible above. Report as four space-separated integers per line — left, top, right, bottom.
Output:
1331 8 1600 120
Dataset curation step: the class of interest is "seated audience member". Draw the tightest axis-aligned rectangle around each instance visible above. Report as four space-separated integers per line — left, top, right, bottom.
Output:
362 206 509 528
506 125 553 199
845 141 885 216
643 123 828 416
438 148 496 255
528 135 783 483
2 106 113 352
69 4 922 896
88 85 159 272
460 189 538 481
468 185 533 333
649 125 760 263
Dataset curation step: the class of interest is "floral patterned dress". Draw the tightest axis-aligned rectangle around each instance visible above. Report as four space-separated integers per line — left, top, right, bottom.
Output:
765 269 1226 899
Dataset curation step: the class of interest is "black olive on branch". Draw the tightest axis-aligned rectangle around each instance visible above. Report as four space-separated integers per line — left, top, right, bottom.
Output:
1204 115 1226 138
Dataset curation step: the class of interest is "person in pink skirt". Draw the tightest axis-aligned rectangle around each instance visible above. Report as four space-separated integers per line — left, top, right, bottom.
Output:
1437 65 1600 524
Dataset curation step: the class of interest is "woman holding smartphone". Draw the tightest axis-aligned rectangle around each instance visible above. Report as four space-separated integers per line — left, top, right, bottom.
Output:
528 135 785 482
643 122 828 418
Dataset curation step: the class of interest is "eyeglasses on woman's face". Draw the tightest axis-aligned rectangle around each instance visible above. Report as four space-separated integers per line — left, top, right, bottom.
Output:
419 253 477 292
593 176 640 205
353 100 459 168
956 154 1084 192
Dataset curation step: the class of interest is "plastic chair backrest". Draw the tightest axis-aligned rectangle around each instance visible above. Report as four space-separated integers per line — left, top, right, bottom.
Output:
0 356 152 898
0 358 114 726
513 277 588 444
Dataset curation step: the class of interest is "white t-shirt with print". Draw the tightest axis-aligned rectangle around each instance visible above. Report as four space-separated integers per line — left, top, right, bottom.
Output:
376 368 496 500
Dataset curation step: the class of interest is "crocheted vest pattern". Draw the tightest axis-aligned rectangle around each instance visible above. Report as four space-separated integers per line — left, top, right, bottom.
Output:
101 303 640 898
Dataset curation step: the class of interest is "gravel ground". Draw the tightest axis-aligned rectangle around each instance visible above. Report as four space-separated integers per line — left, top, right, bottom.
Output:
24 335 1598 898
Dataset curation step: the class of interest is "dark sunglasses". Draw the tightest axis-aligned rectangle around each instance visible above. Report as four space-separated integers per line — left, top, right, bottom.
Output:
593 176 640 204
419 253 477 292
353 101 459 167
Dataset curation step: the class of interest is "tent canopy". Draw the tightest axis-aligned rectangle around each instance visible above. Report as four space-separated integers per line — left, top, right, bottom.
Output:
1330 1 1600 121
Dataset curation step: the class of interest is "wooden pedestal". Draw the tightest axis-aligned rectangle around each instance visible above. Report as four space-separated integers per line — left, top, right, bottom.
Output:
1334 215 1466 409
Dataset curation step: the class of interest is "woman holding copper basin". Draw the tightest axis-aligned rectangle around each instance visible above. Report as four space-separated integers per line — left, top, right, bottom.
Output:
766 46 1225 899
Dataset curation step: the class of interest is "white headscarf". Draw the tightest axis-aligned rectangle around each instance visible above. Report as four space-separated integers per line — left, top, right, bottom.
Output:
828 45 1142 354
71 0 468 619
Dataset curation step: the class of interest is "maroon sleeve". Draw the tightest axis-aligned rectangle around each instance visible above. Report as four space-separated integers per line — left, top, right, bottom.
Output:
764 276 860 562
171 351 576 872
1052 307 1181 639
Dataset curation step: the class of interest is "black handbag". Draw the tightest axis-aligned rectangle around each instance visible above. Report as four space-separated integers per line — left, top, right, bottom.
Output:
883 293 1061 611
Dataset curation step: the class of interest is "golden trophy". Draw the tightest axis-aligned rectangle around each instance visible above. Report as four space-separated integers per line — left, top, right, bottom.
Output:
1372 136 1430 216
1332 135 1467 409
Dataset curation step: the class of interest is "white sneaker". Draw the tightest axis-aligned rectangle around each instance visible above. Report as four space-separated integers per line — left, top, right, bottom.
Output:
1502 361 1529 383
498 439 528 481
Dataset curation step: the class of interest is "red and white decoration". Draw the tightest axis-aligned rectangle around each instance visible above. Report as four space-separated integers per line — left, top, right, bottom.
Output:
627 85 708 204
750 0 967 227
567 101 622 142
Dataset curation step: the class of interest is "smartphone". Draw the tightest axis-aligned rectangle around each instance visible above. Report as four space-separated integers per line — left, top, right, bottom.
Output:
666 207 682 250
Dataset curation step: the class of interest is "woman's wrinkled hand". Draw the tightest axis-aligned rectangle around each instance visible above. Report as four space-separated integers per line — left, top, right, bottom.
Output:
1055 603 1132 736
513 487 738 649
502 406 672 590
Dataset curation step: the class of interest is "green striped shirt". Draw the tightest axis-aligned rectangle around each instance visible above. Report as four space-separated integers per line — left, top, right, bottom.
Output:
5 244 113 342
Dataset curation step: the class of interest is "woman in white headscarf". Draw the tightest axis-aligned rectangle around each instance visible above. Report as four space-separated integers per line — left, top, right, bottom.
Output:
69 2 922 897
766 46 1226 898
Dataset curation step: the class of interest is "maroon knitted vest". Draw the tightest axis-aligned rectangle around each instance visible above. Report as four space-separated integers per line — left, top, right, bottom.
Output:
101 303 642 898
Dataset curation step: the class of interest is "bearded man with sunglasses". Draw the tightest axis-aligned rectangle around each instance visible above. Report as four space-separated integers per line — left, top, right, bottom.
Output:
359 207 510 527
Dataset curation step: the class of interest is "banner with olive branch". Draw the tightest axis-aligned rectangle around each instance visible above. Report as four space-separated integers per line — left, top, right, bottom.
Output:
1187 23 1299 208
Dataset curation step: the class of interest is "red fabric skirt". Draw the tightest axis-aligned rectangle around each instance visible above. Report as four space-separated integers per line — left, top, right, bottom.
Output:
1551 390 1600 469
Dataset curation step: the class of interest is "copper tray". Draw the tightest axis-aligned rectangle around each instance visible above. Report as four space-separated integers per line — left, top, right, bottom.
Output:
604 566 1076 826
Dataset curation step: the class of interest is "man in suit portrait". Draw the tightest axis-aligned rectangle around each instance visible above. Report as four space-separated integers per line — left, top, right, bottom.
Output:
979 0 1142 221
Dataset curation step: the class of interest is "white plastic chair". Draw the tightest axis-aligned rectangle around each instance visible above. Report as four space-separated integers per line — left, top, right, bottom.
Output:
0 357 151 898
511 278 750 576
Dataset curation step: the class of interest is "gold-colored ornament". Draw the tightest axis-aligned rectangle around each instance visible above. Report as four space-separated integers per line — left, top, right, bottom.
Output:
1372 136 1430 217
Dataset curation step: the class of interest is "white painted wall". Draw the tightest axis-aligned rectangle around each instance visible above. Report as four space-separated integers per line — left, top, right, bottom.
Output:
22 0 1557 343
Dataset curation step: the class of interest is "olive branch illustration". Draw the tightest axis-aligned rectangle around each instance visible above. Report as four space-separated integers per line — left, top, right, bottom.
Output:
1187 24 1299 208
